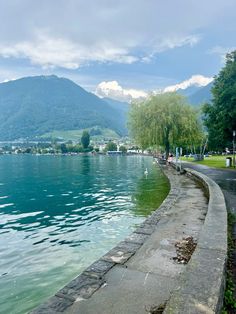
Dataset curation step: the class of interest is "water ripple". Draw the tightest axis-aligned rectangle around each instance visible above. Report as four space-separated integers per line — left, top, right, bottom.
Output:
0 203 14 209
0 155 169 314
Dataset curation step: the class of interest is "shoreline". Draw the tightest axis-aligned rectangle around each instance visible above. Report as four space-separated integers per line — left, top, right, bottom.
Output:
30 163 227 313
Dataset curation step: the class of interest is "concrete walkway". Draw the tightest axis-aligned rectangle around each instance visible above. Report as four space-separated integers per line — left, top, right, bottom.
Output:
64 167 208 314
181 161 236 302
180 162 236 215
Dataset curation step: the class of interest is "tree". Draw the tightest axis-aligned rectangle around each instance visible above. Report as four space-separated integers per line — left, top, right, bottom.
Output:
203 50 236 150
119 145 127 154
105 141 117 151
81 130 90 149
128 92 203 158
60 143 68 154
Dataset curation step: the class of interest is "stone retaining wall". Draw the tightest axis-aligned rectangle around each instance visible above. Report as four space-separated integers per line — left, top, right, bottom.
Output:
164 168 227 314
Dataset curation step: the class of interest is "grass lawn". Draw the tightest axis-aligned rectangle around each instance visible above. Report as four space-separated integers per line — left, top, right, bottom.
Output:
182 155 236 169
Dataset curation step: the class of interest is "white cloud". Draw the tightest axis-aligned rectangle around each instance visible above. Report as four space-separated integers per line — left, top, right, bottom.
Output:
163 75 214 92
95 81 148 102
208 46 236 63
96 75 214 101
1 1 223 69
0 1 235 73
1 78 16 83
0 33 199 69
153 35 200 53
0 34 138 69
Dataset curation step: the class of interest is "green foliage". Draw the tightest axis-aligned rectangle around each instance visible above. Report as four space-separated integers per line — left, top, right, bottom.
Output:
105 141 117 151
128 92 203 157
222 212 236 313
119 145 127 153
203 51 236 150
81 130 90 148
60 143 68 154
89 127 102 136
42 127 120 141
82 145 94 153
24 147 32 154
224 274 236 310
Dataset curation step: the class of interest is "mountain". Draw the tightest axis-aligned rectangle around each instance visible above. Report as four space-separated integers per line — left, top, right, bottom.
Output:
188 82 213 106
0 75 128 140
177 82 213 106
103 97 129 114
178 85 203 97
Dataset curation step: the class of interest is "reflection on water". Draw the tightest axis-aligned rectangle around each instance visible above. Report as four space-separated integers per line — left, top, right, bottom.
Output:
132 170 170 216
0 155 169 313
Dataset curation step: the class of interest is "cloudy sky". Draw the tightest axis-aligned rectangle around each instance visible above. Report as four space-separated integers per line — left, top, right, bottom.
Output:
0 0 235 100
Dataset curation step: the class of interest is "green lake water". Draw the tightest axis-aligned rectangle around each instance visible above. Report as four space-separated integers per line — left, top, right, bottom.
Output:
0 155 169 313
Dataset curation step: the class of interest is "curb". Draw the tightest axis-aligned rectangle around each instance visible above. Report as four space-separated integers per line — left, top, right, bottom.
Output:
164 167 227 314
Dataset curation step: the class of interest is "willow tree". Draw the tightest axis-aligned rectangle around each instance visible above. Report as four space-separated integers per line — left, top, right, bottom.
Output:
128 92 203 158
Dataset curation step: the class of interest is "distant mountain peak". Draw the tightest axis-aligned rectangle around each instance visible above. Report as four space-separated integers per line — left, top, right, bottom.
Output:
163 75 214 93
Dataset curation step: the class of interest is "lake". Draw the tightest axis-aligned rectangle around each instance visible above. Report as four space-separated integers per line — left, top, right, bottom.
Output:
0 154 169 313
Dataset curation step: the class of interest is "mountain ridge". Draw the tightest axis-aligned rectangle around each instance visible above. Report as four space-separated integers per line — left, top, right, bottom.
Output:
0 75 128 140
177 81 213 105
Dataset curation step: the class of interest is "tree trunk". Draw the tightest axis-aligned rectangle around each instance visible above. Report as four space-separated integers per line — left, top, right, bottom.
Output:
165 140 170 160
164 128 170 160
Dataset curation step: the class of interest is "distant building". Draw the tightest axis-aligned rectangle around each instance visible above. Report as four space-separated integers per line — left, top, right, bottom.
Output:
107 151 122 155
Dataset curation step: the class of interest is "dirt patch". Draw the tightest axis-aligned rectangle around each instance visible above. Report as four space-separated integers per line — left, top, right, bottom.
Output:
145 302 167 314
173 236 197 264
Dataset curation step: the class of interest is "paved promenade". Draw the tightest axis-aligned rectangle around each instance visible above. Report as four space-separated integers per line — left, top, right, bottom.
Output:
181 161 236 304
180 162 236 215
64 167 208 314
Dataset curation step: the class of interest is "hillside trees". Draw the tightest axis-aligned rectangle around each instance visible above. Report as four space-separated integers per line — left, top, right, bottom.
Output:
0 75 127 140
81 130 90 149
128 92 203 157
203 51 236 150
105 141 117 152
119 145 127 153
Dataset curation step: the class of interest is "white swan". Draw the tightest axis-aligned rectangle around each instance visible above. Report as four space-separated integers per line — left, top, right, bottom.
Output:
144 168 148 176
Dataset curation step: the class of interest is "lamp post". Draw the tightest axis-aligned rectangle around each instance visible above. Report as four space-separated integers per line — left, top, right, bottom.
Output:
233 130 235 168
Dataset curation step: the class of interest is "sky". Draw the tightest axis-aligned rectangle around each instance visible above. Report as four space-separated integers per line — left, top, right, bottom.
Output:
0 0 235 101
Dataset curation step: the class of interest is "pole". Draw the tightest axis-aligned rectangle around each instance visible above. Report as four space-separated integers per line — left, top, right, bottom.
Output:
179 147 182 172
233 130 235 168
176 147 179 164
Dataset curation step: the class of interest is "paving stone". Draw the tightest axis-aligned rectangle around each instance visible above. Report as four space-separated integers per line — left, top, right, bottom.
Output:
101 248 135 264
124 232 149 245
116 241 142 251
164 292 216 314
101 241 141 264
135 225 156 235
32 296 73 313
83 259 115 277
67 266 177 314
58 274 104 300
